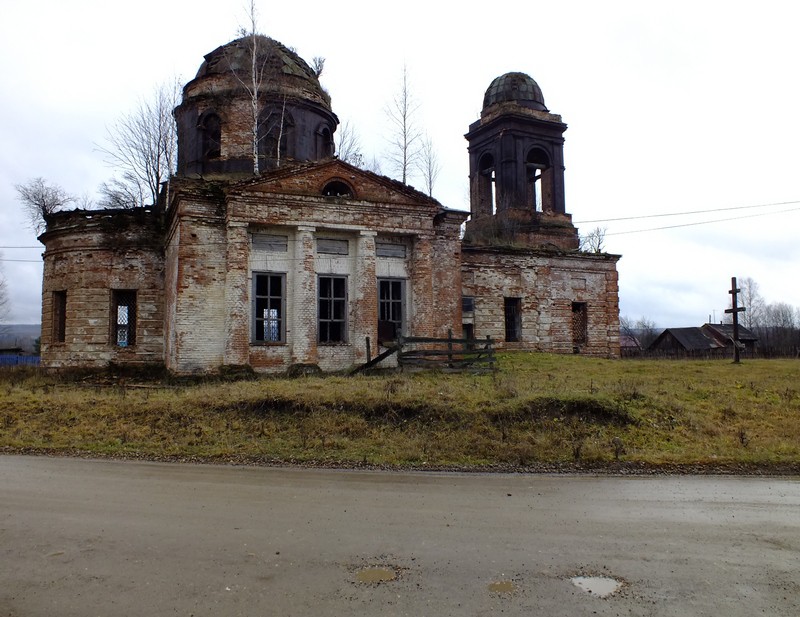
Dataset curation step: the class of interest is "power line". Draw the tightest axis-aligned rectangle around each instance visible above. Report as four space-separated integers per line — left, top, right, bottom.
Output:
575 199 800 224
606 206 800 236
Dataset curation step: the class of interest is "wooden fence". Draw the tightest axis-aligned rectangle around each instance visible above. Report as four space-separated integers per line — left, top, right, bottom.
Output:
397 331 495 372
350 331 496 374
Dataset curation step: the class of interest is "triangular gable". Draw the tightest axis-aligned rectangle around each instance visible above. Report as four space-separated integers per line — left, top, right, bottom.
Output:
230 158 442 209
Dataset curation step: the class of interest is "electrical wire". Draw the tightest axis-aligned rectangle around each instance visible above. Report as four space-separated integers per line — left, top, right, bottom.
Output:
574 199 800 224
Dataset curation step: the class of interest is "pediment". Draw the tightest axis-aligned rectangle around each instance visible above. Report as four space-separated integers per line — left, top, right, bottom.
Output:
231 159 441 209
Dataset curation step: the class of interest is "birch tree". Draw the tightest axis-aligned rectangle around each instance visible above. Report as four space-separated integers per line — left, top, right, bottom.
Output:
417 135 441 197
385 65 422 184
225 0 270 174
98 78 179 208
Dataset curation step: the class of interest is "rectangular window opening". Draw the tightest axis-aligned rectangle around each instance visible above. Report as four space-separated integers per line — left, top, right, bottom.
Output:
253 273 285 343
378 278 405 343
53 290 67 343
504 297 522 343
319 275 348 343
112 290 137 347
572 302 588 350
462 296 475 314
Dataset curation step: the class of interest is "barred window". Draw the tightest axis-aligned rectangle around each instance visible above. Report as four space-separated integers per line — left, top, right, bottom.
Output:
112 290 137 347
572 302 588 348
318 275 347 343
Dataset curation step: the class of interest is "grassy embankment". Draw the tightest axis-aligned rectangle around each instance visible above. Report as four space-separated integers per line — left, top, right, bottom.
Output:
1 353 799 471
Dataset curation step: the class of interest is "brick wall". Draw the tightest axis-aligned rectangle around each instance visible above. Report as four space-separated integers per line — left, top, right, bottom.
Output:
39 210 164 368
462 247 620 357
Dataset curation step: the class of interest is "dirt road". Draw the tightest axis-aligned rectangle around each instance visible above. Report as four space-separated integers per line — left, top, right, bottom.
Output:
1 455 798 616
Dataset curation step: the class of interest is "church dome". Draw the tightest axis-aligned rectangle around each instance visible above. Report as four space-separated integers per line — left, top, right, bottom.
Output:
482 72 547 112
187 35 331 110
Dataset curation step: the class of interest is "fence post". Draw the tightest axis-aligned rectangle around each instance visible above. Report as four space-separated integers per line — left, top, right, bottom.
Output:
365 336 371 363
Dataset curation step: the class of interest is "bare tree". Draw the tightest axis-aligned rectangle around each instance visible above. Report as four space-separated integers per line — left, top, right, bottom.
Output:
579 226 607 253
226 0 271 174
14 177 74 233
385 64 422 184
312 56 325 78
98 78 179 208
635 316 659 349
417 135 441 198
335 120 364 167
738 276 765 330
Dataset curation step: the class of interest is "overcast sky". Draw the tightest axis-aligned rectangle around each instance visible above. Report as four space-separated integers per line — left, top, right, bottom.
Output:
1 0 799 328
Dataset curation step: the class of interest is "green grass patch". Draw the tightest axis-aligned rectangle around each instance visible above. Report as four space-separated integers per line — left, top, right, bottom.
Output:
1 354 799 471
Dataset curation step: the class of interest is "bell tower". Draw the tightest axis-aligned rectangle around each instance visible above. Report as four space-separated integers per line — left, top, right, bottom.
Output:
463 72 578 250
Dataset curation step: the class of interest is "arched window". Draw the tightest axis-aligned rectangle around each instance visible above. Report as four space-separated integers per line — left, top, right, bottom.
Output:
259 109 294 165
526 148 551 213
322 180 353 198
477 152 496 215
318 125 334 158
200 112 221 160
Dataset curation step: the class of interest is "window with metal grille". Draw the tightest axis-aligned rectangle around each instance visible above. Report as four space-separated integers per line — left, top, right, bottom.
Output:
253 273 285 343
378 279 404 343
318 275 347 343
53 290 66 343
504 297 521 342
112 290 137 347
572 302 588 348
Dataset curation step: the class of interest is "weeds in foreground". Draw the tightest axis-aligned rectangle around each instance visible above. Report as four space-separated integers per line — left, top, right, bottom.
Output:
1 355 799 468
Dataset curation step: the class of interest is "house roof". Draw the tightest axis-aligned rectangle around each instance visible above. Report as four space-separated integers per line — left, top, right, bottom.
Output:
649 327 724 352
702 323 758 342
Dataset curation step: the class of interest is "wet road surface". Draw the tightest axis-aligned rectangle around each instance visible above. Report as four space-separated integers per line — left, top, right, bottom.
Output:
1 455 798 616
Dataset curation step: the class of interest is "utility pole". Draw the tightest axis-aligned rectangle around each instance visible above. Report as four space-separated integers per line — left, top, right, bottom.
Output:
725 276 746 363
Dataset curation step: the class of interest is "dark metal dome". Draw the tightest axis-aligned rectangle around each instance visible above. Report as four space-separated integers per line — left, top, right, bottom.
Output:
483 72 547 111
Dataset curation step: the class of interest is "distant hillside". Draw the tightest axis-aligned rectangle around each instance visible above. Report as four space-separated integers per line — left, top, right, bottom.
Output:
0 324 41 354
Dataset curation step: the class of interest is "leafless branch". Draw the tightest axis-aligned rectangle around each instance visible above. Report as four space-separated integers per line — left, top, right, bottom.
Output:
384 65 422 184
14 177 75 233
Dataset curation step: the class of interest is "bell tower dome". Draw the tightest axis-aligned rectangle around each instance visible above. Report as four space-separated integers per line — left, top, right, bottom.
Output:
463 72 578 250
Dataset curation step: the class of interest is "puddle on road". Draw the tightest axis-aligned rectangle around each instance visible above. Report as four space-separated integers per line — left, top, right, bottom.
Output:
488 580 516 593
355 567 397 583
571 576 622 598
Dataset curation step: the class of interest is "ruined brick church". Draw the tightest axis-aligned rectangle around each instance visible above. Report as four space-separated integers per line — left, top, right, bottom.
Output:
38 36 620 373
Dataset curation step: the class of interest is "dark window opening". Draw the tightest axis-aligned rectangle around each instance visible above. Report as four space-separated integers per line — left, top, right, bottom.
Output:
319 275 347 343
526 148 552 213
201 113 221 160
463 323 475 344
462 296 475 314
320 126 334 158
322 181 353 198
53 290 66 343
378 279 405 343
504 297 522 342
253 273 285 343
112 290 137 347
478 152 496 216
572 302 588 350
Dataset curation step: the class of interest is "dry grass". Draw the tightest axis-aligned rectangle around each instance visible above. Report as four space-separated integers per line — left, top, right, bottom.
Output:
1 354 799 471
